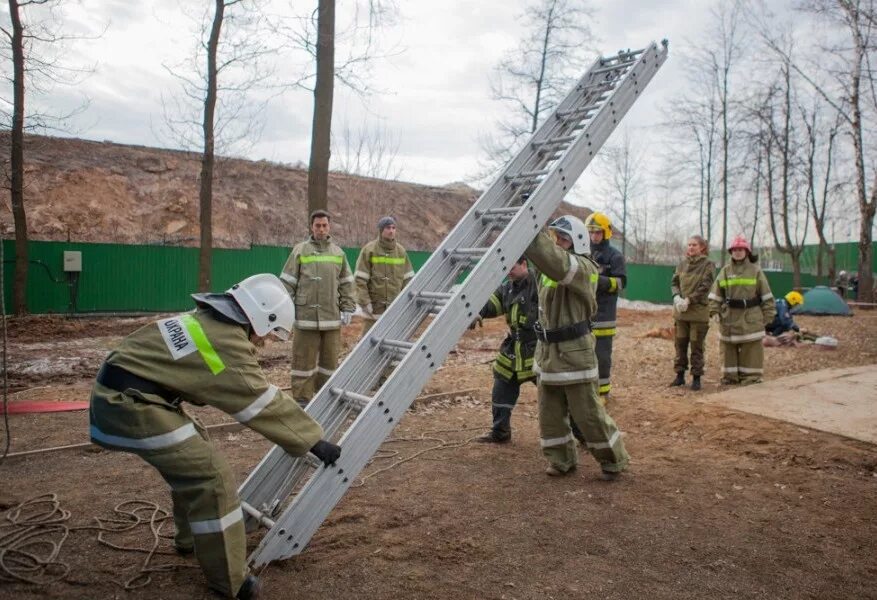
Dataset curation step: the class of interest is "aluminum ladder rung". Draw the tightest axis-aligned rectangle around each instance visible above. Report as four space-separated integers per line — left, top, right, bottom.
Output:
556 103 602 120
591 60 636 75
475 206 520 216
378 338 415 351
505 169 549 182
416 291 453 300
330 387 373 411
532 135 577 149
241 501 277 529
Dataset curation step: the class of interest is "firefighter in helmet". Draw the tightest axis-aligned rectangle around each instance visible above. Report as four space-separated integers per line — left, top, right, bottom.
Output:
708 236 777 384
89 274 342 599
524 215 629 479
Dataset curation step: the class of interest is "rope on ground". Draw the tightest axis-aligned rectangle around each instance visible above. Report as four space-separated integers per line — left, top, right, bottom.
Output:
352 426 485 487
0 493 196 591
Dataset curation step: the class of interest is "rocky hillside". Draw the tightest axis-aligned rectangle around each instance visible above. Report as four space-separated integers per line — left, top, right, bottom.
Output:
0 134 591 250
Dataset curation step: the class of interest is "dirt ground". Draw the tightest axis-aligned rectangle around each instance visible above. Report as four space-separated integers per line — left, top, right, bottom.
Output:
1 308 876 599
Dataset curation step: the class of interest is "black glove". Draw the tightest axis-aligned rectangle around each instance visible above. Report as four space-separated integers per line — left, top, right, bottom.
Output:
310 439 341 466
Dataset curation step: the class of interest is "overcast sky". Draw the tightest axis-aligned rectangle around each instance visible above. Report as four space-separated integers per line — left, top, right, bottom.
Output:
8 0 711 186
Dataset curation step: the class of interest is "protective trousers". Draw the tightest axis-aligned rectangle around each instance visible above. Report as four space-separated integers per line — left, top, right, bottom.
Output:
489 374 534 436
674 320 709 376
90 386 246 597
721 340 763 384
595 335 613 396
290 326 341 402
539 381 629 474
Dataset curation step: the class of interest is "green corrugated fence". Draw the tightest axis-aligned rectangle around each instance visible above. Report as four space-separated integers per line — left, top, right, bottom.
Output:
0 239 831 314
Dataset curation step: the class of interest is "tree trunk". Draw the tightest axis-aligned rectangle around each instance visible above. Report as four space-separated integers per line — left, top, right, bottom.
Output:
307 0 336 215
198 0 224 292
8 0 28 315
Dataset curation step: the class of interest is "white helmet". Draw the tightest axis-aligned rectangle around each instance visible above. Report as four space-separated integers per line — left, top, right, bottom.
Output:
548 215 590 255
227 274 295 340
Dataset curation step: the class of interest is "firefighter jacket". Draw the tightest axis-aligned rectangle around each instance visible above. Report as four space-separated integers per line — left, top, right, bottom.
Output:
708 259 777 344
90 308 324 456
670 254 716 323
354 237 414 317
590 238 626 337
280 235 356 330
766 298 799 336
524 231 600 386
479 271 539 382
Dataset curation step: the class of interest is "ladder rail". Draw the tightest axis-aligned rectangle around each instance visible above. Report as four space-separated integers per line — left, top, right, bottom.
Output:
242 40 669 566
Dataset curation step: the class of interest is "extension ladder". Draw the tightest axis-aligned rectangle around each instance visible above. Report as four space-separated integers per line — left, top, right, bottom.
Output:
239 40 669 568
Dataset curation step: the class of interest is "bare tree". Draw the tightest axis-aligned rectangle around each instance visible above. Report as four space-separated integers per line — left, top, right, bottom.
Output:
282 0 398 215
0 0 96 314
596 128 646 260
332 117 402 180
160 1 274 291
476 0 595 182
761 0 876 300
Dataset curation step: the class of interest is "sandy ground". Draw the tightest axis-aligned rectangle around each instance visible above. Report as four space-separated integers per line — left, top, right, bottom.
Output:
1 308 876 599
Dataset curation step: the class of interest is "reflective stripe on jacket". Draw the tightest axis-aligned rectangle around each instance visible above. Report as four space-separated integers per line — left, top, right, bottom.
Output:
524 231 600 385
708 260 777 343
281 236 356 330
90 308 323 456
590 239 626 337
479 271 539 381
354 237 414 316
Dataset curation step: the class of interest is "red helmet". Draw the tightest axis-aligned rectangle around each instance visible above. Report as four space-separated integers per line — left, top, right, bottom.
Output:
728 235 751 253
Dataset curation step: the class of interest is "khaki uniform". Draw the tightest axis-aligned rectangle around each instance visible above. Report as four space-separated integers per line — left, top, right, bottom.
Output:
89 309 322 597
708 260 776 384
478 271 539 436
525 232 629 474
281 236 356 401
670 255 716 377
354 237 414 337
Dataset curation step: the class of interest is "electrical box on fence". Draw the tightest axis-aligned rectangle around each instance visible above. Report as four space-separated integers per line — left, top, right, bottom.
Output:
63 251 82 272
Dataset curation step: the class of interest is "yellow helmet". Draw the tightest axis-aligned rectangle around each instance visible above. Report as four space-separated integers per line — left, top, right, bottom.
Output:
785 291 804 307
585 212 612 240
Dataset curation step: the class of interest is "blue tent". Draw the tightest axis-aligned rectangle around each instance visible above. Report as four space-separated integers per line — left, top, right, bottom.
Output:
791 286 852 316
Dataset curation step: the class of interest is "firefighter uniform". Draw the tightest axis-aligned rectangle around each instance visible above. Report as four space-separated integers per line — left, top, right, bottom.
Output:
478 270 539 439
671 254 716 378
89 308 323 597
590 237 626 397
280 235 356 402
354 236 414 337
525 231 629 475
708 260 776 384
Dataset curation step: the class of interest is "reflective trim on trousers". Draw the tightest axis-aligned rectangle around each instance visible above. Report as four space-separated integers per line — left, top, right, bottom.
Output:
317 366 334 376
189 506 244 536
598 383 611 394
290 366 319 377
536 367 599 383
592 321 616 329
90 423 197 451
354 270 370 281
232 385 278 424
540 433 574 448
492 402 516 409
737 366 763 374
587 430 621 450
559 254 579 285
280 272 298 286
720 331 765 343
294 320 341 329
593 328 616 337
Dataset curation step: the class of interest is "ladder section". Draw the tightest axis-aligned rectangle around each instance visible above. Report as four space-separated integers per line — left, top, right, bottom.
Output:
239 40 669 568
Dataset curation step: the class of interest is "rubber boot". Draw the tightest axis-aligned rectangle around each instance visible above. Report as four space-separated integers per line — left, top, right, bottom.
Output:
690 376 701 391
670 372 685 387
